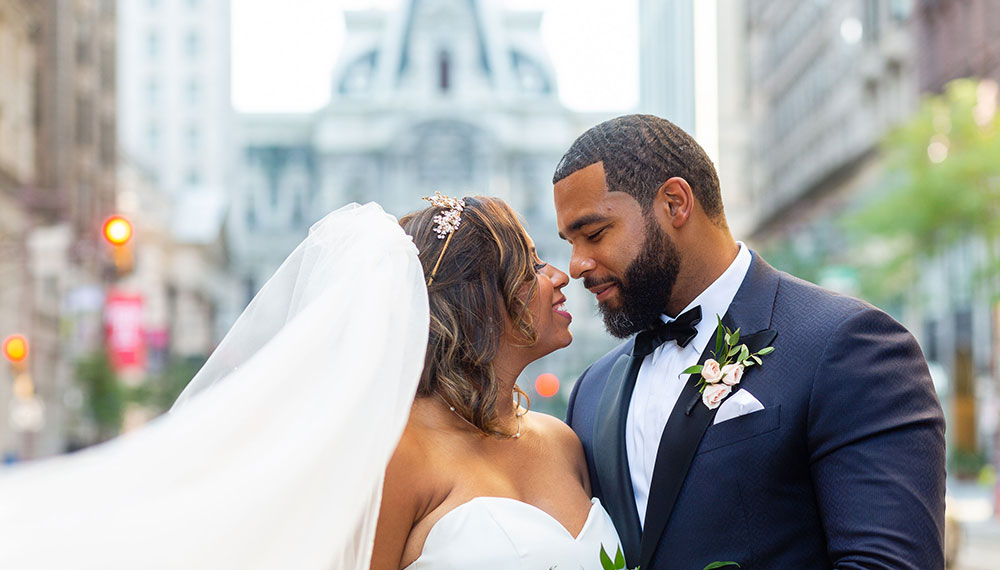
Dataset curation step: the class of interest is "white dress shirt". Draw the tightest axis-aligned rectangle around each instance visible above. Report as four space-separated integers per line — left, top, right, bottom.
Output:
626 243 752 527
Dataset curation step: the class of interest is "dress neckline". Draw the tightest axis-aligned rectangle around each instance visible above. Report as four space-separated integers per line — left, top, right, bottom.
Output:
403 497 602 569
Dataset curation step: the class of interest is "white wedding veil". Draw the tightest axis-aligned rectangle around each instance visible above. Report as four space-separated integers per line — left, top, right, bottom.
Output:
0 203 429 569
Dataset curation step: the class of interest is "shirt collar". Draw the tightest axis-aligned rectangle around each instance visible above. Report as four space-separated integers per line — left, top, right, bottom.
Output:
661 242 752 354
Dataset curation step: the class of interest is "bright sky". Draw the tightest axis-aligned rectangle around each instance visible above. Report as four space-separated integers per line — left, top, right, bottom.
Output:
231 0 638 113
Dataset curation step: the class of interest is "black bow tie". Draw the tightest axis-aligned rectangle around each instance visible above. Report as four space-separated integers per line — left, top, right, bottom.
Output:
633 305 703 358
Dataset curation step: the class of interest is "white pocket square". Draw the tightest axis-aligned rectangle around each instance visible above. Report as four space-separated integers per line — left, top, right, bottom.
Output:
713 389 764 425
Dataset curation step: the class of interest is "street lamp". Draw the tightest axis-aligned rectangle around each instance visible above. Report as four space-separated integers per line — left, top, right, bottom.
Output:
534 372 560 398
102 215 134 275
2 333 43 443
102 215 133 246
2 334 29 365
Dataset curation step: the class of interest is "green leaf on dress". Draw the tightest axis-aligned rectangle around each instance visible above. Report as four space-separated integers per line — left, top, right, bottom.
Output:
600 545 615 570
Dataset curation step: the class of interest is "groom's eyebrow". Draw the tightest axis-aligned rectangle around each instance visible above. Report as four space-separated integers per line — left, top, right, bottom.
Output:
558 214 610 240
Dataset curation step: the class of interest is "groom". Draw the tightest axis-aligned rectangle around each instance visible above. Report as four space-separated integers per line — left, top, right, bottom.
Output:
553 115 946 569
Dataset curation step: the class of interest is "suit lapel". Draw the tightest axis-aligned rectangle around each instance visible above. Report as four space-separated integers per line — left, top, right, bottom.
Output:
593 350 643 565
637 253 781 569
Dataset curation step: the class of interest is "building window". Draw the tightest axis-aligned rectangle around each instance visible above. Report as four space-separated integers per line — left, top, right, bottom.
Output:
100 45 115 88
147 0 160 8
889 0 912 21
147 31 160 59
146 79 160 107
100 121 115 167
147 123 160 152
439 50 451 92
292 196 304 226
187 0 200 9
185 78 201 106
244 276 256 305
76 96 93 145
186 168 201 186
185 31 200 59
246 197 257 230
864 0 881 43
186 125 200 151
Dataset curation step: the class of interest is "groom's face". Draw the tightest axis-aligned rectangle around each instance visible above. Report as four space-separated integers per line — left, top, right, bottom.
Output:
554 162 680 338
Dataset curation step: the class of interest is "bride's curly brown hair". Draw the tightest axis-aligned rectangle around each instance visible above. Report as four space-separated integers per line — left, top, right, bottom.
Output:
400 196 537 437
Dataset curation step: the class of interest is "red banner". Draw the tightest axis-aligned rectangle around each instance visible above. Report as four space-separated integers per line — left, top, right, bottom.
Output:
105 291 145 371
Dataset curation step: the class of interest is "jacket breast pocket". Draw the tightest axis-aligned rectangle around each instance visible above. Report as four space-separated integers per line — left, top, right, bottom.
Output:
697 405 781 454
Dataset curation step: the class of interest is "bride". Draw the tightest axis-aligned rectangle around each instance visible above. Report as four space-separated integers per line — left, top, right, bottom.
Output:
375 195 621 569
0 196 621 569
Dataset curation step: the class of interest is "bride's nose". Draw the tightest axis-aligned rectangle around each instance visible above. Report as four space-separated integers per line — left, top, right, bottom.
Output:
546 265 570 289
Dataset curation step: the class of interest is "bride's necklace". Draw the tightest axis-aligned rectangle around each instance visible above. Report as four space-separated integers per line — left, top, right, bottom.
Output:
437 393 524 439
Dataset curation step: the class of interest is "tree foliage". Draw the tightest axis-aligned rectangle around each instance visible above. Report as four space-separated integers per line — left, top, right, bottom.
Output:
845 78 1000 297
74 351 125 441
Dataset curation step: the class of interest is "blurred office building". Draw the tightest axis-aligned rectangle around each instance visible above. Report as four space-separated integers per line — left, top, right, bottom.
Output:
911 0 1000 474
735 0 998 477
0 0 118 457
637 0 753 235
116 0 239 373
0 0 42 458
743 0 916 250
230 0 616 400
117 0 234 202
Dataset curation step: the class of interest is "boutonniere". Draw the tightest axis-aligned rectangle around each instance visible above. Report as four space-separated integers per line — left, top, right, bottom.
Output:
597 545 740 570
682 316 775 410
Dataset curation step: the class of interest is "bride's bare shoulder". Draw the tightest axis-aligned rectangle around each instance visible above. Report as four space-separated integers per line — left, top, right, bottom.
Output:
392 398 445 469
528 410 581 446
526 412 588 479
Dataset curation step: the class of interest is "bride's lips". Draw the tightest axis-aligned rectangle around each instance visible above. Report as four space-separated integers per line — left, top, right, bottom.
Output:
552 296 572 321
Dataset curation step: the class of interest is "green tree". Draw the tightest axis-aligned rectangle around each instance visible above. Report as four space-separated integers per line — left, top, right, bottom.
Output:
846 78 1000 299
74 351 125 441
132 355 207 415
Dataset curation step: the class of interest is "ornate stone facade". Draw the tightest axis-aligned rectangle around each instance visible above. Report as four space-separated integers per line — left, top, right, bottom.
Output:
231 0 616 402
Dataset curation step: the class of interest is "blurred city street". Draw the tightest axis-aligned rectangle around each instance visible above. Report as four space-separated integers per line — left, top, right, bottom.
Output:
956 519 1000 570
1 0 999 565
951 481 1000 569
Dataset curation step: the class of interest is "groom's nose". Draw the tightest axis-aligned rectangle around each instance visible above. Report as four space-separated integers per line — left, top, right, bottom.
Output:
569 250 595 280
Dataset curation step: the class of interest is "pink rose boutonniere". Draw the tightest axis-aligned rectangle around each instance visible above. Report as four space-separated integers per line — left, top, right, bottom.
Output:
682 316 775 410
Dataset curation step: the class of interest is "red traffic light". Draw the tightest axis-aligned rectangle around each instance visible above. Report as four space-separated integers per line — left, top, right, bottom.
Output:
535 373 560 398
103 215 133 246
2 334 28 363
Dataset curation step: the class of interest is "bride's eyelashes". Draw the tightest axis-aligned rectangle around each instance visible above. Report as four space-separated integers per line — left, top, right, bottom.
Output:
534 262 548 272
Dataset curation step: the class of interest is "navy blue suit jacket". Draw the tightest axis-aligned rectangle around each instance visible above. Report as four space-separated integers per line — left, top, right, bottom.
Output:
567 253 945 570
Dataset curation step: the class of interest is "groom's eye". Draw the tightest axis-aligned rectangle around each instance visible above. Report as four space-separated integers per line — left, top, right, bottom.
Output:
586 228 606 241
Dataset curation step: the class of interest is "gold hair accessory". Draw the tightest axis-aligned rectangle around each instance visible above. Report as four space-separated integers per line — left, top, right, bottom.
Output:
422 192 465 285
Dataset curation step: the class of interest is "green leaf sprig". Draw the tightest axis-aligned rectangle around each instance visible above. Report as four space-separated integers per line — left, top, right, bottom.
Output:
681 315 775 394
598 545 741 570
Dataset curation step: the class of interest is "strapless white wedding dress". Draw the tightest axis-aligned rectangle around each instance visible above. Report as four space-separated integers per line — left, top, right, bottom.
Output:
405 497 623 570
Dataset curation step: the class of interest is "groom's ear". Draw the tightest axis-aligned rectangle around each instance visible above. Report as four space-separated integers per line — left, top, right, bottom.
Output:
656 177 694 229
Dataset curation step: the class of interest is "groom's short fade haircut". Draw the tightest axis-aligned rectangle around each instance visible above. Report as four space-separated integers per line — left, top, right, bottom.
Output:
552 114 725 222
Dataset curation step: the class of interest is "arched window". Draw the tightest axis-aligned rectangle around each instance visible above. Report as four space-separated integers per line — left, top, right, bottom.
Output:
439 50 451 92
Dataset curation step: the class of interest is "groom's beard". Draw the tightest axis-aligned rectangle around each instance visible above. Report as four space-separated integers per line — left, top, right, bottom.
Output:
595 218 680 339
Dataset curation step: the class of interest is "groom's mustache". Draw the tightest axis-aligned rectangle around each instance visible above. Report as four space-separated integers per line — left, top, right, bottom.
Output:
583 276 622 293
